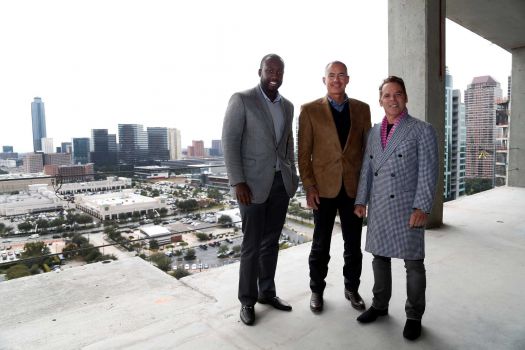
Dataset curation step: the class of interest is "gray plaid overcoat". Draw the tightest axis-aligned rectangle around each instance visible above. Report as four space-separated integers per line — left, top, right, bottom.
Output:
355 115 438 260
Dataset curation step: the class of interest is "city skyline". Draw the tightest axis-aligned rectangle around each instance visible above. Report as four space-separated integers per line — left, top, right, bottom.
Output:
0 1 511 153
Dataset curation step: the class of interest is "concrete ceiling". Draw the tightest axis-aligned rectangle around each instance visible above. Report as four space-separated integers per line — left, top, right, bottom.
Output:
447 0 525 52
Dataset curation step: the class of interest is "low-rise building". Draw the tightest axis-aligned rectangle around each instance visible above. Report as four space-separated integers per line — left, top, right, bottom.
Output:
0 173 53 194
0 184 65 216
75 190 167 220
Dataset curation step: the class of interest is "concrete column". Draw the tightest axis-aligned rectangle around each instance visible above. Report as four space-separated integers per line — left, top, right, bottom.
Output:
388 0 445 227
508 47 525 187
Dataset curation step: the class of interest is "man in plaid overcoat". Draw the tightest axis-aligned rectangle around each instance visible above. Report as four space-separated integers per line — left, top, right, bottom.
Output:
354 76 438 341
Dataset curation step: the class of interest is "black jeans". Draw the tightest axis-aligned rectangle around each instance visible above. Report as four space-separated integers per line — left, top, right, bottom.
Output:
309 186 363 293
238 172 290 306
371 255 426 320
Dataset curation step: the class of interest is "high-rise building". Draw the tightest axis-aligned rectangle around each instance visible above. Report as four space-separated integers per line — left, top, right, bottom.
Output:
44 163 94 182
90 129 118 166
168 128 182 160
44 153 72 166
41 137 54 154
72 138 90 164
443 68 466 201
210 139 223 157
24 153 44 173
495 99 510 186
464 76 502 182
61 142 72 154
2 146 13 153
147 127 170 161
118 124 148 165
31 97 47 152
191 140 205 158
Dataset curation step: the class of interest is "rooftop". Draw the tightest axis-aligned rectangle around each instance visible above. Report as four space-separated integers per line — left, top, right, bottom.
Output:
0 186 524 349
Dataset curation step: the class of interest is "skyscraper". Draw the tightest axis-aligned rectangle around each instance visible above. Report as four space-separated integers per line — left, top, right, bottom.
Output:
168 128 182 160
41 138 54 154
73 138 91 164
443 68 466 201
147 127 170 161
191 140 205 158
211 139 223 157
31 97 47 152
464 76 502 183
118 124 148 165
61 142 72 154
90 129 117 166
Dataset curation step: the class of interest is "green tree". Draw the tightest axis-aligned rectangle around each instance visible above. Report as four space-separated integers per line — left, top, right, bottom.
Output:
149 239 159 250
218 244 229 254
171 269 190 279
232 245 241 253
6 264 31 280
150 253 171 271
218 215 232 227
465 178 493 195
195 232 209 241
18 221 33 232
22 241 50 258
184 248 196 260
159 207 168 217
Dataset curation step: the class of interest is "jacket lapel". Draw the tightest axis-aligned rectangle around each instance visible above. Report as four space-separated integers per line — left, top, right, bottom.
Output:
320 97 343 152
253 86 277 146
374 116 415 170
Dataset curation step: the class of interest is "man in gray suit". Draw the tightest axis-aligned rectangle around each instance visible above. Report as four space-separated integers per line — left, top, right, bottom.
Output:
354 76 438 340
222 54 299 326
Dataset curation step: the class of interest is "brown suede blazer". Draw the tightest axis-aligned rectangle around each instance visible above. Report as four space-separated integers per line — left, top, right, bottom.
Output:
298 97 371 198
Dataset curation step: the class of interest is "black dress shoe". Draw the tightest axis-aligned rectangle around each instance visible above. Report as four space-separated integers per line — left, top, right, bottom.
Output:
258 296 292 311
310 292 323 313
356 306 388 323
403 319 422 340
344 289 366 310
240 305 255 325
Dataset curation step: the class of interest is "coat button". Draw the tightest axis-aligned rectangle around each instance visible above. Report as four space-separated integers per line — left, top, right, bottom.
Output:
374 172 378 176
391 173 395 177
390 195 395 198
370 155 373 159
398 154 402 157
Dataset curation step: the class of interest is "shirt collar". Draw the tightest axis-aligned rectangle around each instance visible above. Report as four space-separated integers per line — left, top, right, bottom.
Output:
327 94 349 112
259 85 282 103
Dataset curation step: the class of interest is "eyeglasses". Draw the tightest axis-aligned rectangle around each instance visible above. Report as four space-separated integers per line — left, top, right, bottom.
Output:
327 73 348 80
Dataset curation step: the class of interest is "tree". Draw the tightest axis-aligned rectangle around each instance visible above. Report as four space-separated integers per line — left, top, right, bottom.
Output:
465 178 493 195
232 245 241 253
22 241 50 258
150 253 171 271
149 239 159 250
184 248 196 260
218 215 232 228
6 265 31 280
171 269 190 279
177 199 199 212
195 232 209 241
18 221 33 232
159 207 168 217
218 244 229 254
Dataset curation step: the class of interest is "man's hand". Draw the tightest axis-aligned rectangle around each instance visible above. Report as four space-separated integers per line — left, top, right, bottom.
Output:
306 185 320 210
354 204 367 218
409 209 428 228
235 182 252 205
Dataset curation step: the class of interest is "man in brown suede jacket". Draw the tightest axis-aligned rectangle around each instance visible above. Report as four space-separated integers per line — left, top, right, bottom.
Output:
298 61 371 313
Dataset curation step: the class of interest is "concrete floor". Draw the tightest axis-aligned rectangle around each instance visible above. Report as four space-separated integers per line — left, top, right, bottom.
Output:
0 186 524 349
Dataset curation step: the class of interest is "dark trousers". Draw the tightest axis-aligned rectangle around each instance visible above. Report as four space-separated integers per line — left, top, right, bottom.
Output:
238 172 290 306
309 186 363 293
371 255 426 320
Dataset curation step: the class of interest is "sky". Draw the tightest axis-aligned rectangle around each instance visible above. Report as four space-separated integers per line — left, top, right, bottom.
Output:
0 0 512 153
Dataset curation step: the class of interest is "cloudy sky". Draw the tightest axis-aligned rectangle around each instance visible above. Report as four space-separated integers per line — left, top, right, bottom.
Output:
0 0 511 153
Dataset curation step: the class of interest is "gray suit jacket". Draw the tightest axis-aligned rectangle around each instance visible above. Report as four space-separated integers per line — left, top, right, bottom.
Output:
355 115 438 259
222 86 299 204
